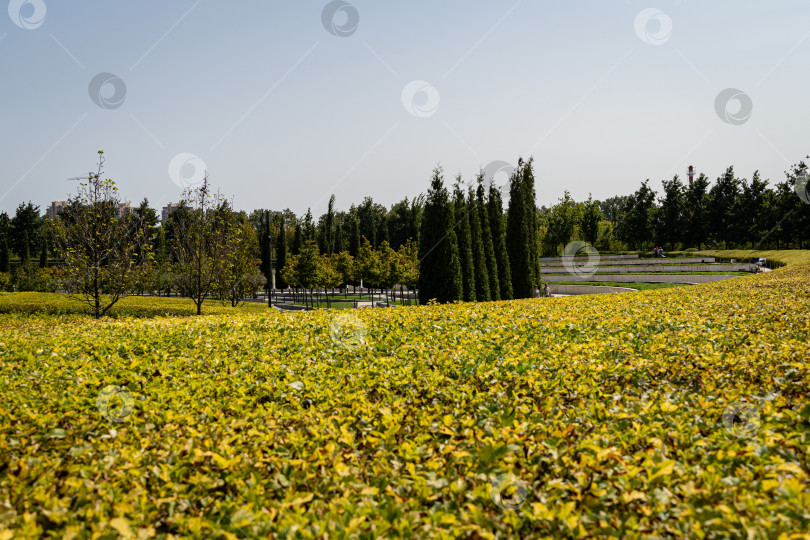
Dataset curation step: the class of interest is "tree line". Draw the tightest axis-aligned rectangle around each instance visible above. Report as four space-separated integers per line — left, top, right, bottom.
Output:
2 151 808 311
251 194 421 300
537 160 809 256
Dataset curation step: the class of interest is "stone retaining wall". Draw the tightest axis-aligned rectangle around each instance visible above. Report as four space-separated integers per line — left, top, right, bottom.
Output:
540 257 715 267
541 264 753 274
272 304 310 311
539 254 639 262
543 274 738 284
547 284 637 295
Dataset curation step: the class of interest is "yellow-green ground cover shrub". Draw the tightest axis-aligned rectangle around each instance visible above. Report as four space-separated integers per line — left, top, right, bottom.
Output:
1 257 809 538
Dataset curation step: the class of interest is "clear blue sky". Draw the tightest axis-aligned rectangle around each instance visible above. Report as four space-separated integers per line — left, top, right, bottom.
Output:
1 1 808 216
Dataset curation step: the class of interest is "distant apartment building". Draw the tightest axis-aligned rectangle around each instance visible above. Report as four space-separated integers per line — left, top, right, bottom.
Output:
47 201 69 220
117 202 133 218
47 201 132 219
162 203 182 224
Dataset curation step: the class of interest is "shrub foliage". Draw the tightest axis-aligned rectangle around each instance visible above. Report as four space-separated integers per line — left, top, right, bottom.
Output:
1 256 809 537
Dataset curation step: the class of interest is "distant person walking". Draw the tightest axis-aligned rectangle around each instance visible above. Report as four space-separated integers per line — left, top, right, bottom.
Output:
532 284 541 298
543 283 551 297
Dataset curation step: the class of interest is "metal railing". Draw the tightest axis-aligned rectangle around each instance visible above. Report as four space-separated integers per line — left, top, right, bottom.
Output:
264 287 418 309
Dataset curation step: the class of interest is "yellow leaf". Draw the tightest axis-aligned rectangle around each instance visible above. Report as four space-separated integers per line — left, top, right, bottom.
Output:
558 501 575 520
136 527 156 540
347 516 367 531
109 517 134 539
284 493 314 507
776 463 804 476
532 502 551 520
621 490 647 503
781 478 803 498
211 453 230 469
649 460 675 483
762 479 780 492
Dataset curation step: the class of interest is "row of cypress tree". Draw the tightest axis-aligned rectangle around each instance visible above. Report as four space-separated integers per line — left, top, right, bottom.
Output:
418 158 538 304
258 210 290 289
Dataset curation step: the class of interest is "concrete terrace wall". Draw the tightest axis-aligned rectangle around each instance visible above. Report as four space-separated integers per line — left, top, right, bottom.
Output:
541 264 754 274
273 304 310 312
539 254 639 262
542 274 739 284
540 257 716 267
548 284 637 295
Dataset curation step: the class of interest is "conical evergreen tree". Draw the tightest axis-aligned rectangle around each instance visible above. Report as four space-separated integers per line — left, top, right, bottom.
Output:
260 212 270 279
506 158 539 298
0 239 10 273
325 195 336 255
276 216 288 289
303 209 316 243
418 166 462 304
523 157 540 288
489 182 513 299
506 163 528 298
468 185 490 301
378 214 390 246
291 223 302 255
349 215 361 258
409 198 421 241
334 217 346 254
453 178 476 302
368 213 377 249
477 176 500 301
265 212 275 284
